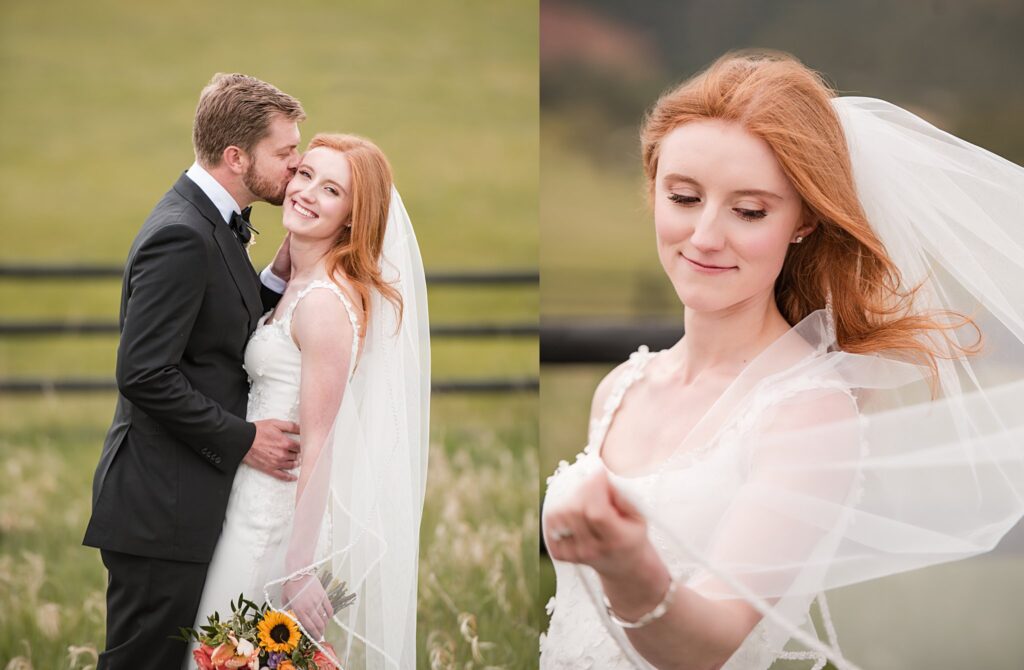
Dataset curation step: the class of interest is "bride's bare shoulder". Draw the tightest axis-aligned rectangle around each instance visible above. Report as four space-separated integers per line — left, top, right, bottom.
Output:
289 281 362 351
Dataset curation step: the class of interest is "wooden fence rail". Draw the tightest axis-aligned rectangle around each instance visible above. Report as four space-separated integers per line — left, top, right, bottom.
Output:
0 264 538 284
0 264 539 394
0 321 538 337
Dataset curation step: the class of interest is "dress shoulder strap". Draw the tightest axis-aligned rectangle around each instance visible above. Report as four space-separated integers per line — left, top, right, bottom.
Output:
284 280 362 368
285 280 361 334
587 345 656 449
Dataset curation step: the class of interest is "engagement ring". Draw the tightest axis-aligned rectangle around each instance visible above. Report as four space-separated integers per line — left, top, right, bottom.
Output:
551 528 574 541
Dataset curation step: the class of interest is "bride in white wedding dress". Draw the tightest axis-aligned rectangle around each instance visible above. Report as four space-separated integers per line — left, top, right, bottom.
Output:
186 134 430 670
541 50 1024 670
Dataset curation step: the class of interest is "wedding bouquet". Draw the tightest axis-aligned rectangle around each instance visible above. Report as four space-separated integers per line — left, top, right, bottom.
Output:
180 579 356 670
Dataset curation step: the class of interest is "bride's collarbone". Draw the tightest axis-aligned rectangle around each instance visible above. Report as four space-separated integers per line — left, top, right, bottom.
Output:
600 376 730 474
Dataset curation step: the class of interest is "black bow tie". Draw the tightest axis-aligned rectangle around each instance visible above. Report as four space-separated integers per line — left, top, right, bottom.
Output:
229 207 258 245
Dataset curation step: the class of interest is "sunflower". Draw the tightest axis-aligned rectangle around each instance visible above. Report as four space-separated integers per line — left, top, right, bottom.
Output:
257 610 301 653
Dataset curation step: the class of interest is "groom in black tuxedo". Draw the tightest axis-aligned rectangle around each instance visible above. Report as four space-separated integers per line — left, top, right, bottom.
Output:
83 74 306 669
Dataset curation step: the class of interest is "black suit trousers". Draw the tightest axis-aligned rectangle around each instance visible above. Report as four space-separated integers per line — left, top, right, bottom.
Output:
98 550 208 669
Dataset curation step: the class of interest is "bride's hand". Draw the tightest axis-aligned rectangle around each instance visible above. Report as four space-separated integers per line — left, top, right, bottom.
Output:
270 232 293 281
543 468 651 578
282 574 334 641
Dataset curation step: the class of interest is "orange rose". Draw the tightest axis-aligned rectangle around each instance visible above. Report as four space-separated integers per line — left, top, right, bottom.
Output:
312 643 340 669
210 643 236 667
278 661 296 670
209 640 259 669
193 644 216 670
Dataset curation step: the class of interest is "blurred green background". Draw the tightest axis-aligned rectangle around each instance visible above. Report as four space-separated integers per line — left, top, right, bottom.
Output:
0 1 538 668
539 1 1024 668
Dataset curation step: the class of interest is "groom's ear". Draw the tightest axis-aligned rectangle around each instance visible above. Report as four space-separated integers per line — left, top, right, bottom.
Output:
221 145 250 176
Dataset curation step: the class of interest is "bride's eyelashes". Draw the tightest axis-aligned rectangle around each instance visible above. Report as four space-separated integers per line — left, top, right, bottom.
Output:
667 193 700 205
735 208 767 221
294 168 341 197
667 192 769 221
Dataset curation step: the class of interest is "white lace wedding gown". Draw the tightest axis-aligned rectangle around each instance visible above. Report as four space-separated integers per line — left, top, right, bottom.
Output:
184 280 360 668
540 343 846 670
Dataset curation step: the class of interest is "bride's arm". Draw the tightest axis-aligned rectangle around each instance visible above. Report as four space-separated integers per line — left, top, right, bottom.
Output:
546 468 761 670
546 366 753 668
280 289 356 636
544 381 860 670
292 289 355 499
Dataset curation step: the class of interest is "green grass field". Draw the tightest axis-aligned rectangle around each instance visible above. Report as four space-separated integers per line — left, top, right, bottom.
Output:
0 0 539 668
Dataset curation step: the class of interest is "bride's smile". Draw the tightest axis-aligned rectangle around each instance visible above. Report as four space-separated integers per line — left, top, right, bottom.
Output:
680 252 737 273
291 200 318 219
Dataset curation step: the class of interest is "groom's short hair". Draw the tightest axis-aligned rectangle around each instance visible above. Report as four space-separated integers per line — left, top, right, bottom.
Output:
192 73 306 167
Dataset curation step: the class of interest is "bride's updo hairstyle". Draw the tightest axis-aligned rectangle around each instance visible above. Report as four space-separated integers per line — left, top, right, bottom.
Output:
641 50 978 373
309 133 403 329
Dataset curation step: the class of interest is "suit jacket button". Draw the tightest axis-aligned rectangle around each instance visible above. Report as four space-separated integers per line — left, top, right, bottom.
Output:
214 456 222 464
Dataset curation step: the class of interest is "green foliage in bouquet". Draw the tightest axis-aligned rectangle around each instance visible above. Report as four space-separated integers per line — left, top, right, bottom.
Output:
177 576 354 670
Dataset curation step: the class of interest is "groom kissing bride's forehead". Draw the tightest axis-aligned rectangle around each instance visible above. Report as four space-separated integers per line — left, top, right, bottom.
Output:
83 73 308 669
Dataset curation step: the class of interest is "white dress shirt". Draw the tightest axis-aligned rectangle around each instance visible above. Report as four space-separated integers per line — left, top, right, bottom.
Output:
184 162 287 294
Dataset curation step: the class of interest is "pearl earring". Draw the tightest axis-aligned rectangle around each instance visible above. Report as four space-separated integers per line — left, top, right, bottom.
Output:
794 235 804 244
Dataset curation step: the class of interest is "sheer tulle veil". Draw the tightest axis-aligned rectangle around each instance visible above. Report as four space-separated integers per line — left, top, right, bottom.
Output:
578 97 1024 669
262 187 429 670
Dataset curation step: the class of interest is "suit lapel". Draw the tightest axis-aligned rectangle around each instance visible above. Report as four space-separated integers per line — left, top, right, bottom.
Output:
212 221 264 328
173 174 263 329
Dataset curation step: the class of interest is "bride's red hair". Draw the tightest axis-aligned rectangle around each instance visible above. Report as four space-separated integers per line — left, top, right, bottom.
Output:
640 50 979 373
309 133 402 330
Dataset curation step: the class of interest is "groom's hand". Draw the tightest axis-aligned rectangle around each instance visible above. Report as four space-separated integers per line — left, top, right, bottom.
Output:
245 419 301 481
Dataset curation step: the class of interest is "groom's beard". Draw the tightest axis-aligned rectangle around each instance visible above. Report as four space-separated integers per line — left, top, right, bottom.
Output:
243 159 289 206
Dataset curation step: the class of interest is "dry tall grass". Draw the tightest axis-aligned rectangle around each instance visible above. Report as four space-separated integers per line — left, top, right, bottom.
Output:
0 395 538 670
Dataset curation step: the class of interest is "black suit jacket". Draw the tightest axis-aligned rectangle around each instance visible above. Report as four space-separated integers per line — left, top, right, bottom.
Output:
83 173 281 563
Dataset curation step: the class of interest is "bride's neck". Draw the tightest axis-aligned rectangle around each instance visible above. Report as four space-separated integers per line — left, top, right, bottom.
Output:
287 235 334 282
670 294 790 382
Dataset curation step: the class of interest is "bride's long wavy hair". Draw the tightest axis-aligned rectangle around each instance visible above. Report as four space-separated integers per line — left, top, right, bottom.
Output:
640 50 979 374
311 133 402 330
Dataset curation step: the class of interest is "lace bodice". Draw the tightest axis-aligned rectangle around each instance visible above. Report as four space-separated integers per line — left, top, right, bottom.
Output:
245 279 361 422
540 346 843 670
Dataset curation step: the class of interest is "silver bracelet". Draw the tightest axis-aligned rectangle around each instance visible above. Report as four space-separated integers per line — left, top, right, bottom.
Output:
603 577 678 629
